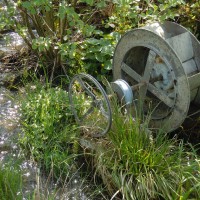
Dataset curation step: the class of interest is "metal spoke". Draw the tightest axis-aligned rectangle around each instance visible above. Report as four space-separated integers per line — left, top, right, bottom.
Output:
148 83 174 107
143 50 157 81
80 105 95 122
69 73 112 137
121 51 174 108
139 50 157 101
77 77 96 99
121 62 141 82
98 100 109 119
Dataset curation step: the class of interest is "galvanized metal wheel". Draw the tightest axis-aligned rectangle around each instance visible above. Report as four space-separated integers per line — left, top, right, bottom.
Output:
112 21 198 133
111 79 134 114
68 73 112 137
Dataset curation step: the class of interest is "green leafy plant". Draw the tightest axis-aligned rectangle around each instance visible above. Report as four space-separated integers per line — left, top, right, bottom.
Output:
2 0 198 81
178 1 200 39
19 80 79 178
1 0 115 79
79 32 120 81
105 0 185 34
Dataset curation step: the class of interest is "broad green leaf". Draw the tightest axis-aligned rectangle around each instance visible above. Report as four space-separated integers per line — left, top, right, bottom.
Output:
104 59 112 70
95 53 105 62
86 38 100 45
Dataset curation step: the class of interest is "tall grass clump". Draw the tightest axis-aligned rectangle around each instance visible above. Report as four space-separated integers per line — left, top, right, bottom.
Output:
93 103 200 200
19 80 80 179
0 164 22 200
19 78 110 199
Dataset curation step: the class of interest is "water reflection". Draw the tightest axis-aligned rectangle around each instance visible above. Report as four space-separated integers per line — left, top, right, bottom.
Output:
0 88 20 130
0 87 42 198
0 32 24 48
0 86 92 199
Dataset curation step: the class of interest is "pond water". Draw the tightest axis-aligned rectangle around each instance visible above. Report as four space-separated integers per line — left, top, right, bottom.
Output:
0 32 24 48
0 87 38 196
0 33 92 199
0 80 91 200
0 87 20 162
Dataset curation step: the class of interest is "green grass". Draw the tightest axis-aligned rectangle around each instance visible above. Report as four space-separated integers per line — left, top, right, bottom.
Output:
19 80 80 179
19 78 200 199
19 79 108 199
92 102 200 200
0 164 22 200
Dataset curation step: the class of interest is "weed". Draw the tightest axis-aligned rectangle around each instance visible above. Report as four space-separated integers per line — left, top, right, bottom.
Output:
19 80 80 179
19 77 200 199
92 102 200 199
0 164 22 200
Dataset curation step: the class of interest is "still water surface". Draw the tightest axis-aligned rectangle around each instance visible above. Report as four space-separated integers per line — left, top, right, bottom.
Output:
0 32 91 199
0 86 90 199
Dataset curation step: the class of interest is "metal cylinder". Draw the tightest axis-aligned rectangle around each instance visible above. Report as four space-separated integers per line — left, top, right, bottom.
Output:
113 21 200 133
144 21 200 103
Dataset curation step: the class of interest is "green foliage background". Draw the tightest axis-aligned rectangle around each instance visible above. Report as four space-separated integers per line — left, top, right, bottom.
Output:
0 0 199 80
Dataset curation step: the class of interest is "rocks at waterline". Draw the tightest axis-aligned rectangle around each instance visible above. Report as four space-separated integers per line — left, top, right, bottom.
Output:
0 49 37 88
0 31 38 88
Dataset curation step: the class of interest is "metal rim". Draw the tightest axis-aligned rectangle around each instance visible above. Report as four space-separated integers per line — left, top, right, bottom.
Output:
111 79 134 114
113 28 190 133
112 79 133 104
68 73 112 137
